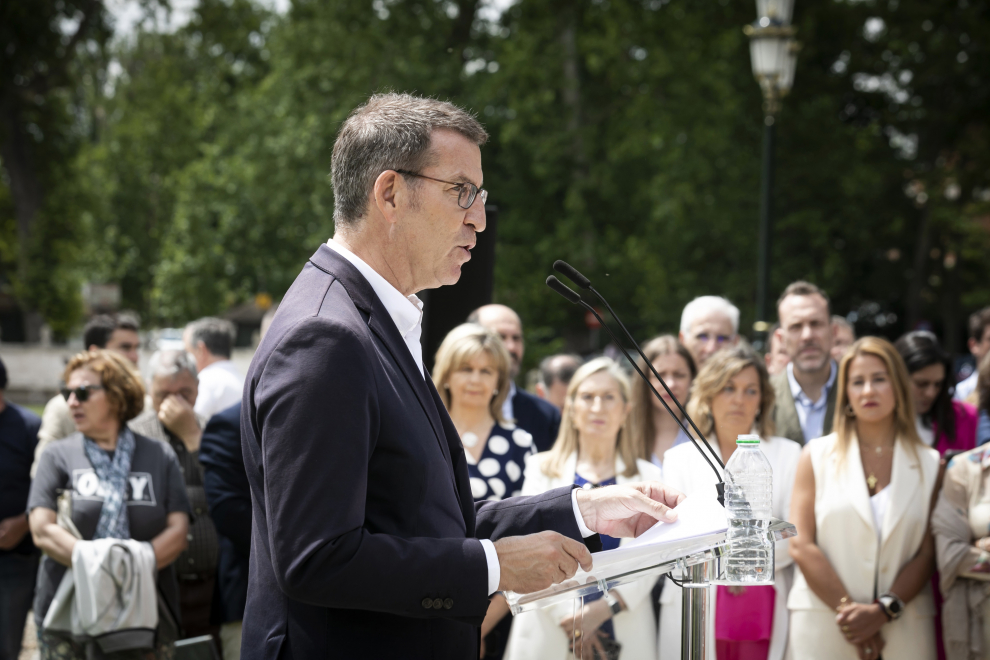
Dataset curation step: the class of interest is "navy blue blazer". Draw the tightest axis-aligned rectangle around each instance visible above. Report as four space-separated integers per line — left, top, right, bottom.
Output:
511 389 561 453
240 245 598 660
199 402 250 623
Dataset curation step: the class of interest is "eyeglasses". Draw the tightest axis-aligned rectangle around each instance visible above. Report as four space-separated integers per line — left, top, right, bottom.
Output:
61 385 103 403
395 170 488 210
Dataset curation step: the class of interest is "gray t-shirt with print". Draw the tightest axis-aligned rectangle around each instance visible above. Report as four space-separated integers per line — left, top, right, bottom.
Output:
28 432 191 629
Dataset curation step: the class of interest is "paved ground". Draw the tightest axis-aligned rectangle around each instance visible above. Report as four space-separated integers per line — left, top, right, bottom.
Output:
19 614 39 660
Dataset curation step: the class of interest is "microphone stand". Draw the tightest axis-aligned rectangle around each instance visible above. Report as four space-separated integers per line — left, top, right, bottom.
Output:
547 268 725 506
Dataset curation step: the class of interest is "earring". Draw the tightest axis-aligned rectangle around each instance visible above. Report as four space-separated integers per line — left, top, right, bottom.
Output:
845 404 856 418
444 383 450 389
493 389 499 396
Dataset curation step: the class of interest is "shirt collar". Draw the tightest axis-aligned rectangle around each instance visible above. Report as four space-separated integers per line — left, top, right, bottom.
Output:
786 359 837 406
326 239 424 340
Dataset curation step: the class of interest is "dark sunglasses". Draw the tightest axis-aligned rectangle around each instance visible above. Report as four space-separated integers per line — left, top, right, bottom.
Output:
61 385 104 402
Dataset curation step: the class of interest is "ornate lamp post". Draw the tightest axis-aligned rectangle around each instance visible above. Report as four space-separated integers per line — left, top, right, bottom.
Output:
745 0 800 346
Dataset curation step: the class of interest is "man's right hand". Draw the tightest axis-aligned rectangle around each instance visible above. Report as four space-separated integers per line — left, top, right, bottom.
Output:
494 530 593 594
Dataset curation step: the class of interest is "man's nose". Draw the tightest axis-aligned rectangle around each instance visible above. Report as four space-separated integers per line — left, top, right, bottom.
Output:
466 200 486 233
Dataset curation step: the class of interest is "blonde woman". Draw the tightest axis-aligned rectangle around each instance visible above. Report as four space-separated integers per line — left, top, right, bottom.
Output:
504 357 662 660
629 335 698 474
659 345 800 660
433 323 532 659
788 337 939 660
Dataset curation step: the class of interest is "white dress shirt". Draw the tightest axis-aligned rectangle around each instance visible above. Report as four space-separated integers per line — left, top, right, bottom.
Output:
501 382 517 422
786 360 837 442
194 360 245 419
955 370 978 401
327 240 592 595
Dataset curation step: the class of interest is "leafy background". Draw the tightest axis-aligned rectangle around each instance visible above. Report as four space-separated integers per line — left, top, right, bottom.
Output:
2 0 988 375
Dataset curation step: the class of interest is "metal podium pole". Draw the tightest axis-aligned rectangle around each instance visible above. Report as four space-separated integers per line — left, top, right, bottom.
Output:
681 562 709 660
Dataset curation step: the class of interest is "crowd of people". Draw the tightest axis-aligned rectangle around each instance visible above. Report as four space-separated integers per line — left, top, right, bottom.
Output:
0 313 251 660
433 287 990 660
3 279 990 660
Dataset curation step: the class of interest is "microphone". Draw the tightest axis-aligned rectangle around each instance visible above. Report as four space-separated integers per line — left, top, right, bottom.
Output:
547 268 726 506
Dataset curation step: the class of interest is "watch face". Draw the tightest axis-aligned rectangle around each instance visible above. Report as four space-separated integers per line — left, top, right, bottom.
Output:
889 598 902 614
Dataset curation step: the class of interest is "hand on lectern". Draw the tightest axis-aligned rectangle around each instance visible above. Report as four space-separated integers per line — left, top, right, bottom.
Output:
575 482 686 538
494 531 593 594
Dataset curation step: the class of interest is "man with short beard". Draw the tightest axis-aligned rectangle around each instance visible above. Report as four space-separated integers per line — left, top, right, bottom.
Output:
771 282 838 445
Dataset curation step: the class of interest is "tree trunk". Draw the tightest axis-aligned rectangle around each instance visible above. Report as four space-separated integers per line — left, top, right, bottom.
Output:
905 208 930 330
0 94 45 342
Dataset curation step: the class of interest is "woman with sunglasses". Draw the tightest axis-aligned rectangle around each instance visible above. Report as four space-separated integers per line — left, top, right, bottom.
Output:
28 350 190 659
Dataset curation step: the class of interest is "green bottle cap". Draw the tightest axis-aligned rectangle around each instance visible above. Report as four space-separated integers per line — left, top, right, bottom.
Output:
736 434 761 445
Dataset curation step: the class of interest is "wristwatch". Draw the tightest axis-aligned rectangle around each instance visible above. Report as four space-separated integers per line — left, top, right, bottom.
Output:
604 593 623 616
876 593 904 620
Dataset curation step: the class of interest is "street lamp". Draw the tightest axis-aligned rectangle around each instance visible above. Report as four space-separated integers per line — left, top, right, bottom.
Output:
745 0 800 346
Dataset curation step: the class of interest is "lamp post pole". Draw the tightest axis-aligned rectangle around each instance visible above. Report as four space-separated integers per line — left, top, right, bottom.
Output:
745 1 799 349
756 112 775 342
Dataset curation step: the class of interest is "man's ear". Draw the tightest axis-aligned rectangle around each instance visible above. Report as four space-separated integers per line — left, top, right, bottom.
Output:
535 383 547 399
373 170 401 223
970 337 980 356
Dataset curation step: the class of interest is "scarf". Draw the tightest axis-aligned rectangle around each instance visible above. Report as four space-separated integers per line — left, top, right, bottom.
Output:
83 428 136 540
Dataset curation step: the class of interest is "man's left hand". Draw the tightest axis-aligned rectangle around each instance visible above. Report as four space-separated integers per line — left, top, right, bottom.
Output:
575 481 685 538
158 395 202 452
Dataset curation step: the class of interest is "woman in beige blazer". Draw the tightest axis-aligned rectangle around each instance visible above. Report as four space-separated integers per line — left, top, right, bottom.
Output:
658 345 801 660
504 357 661 660
788 337 940 660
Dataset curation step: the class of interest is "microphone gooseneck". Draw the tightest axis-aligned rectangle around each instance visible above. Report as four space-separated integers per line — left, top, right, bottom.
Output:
548 263 726 506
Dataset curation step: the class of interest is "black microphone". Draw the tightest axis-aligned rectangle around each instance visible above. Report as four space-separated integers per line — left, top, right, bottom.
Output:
548 266 726 506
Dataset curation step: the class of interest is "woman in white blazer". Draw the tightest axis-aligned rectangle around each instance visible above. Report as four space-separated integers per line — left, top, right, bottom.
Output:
788 337 940 660
504 357 661 660
659 345 801 660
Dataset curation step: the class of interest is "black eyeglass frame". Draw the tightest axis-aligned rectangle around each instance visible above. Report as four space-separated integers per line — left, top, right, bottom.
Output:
394 169 488 210
61 385 104 403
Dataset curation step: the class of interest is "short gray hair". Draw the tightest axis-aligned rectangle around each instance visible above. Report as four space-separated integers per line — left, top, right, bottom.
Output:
680 296 740 335
186 317 236 358
331 93 488 227
148 350 197 381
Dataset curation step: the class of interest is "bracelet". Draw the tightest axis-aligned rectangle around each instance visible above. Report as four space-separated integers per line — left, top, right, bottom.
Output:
836 595 851 612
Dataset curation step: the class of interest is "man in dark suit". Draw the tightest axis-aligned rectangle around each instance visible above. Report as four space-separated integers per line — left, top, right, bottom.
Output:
199 402 249 660
468 304 561 452
240 93 683 659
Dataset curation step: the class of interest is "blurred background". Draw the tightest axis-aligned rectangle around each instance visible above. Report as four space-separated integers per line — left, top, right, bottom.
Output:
2 0 988 406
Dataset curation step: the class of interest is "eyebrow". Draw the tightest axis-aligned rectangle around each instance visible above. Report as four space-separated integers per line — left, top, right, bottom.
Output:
445 170 482 187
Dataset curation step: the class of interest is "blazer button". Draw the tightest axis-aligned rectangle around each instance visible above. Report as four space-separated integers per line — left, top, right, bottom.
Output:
432 598 443 610
443 598 454 610
422 598 433 609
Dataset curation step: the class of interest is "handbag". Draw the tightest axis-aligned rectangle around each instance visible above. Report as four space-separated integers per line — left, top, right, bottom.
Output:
56 488 83 540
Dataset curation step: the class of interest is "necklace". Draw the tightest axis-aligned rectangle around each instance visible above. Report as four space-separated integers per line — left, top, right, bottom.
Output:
861 443 892 492
462 432 479 448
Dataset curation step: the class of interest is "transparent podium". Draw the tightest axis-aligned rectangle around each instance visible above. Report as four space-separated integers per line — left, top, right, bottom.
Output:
502 507 796 660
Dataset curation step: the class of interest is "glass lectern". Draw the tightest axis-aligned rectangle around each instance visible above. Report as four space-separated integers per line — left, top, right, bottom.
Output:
502 508 796 660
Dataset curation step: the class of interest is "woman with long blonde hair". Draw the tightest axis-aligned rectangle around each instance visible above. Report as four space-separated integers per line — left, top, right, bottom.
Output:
788 337 939 660
659 344 800 660
505 357 662 660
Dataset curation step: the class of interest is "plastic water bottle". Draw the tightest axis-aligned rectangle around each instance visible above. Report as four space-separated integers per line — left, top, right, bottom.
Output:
723 434 774 584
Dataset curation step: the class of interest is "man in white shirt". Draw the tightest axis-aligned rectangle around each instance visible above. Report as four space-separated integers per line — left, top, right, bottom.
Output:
955 307 990 401
771 281 838 444
238 93 684 660
184 318 244 419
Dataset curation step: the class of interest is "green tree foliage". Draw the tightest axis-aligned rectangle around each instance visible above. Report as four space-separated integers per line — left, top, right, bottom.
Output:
3 0 989 365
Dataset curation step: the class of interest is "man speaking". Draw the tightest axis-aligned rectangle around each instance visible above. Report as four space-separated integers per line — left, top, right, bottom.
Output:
240 93 684 659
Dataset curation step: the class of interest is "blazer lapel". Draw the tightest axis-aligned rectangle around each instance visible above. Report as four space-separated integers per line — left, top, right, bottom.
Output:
842 434 877 534
308 245 455 476
879 438 919 551
772 372 805 445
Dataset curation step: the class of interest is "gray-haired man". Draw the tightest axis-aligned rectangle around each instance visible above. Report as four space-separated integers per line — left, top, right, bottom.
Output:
184 318 244 419
130 350 220 644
